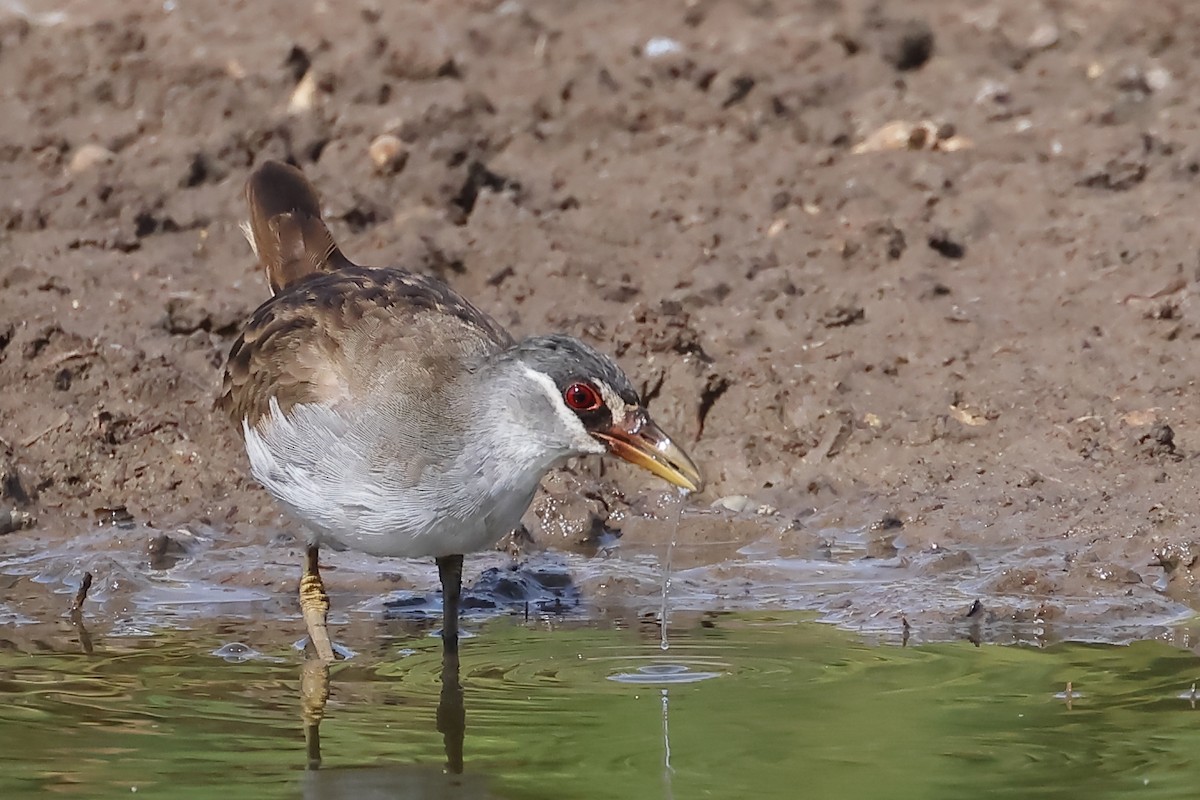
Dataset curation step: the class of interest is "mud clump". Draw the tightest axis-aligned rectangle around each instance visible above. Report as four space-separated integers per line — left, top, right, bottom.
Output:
0 509 35 536
383 561 581 619
877 19 935 72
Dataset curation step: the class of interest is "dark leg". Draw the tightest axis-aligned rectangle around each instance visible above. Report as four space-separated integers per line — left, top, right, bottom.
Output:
300 545 336 662
436 554 463 655
70 572 93 614
435 554 465 774
69 572 94 656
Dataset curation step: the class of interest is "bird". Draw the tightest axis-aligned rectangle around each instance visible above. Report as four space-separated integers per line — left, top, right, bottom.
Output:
219 161 703 660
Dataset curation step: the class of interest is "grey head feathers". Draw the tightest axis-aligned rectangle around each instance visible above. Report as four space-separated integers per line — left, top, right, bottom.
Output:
503 334 639 404
494 334 641 436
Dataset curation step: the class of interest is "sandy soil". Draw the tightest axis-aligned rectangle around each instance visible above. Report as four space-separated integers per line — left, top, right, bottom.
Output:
3 0 1200 640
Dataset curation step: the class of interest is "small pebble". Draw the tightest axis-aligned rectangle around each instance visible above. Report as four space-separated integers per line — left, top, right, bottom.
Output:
368 134 408 173
712 495 754 513
643 36 683 58
974 79 1010 105
1027 22 1059 50
1145 66 1172 93
288 71 319 114
68 144 115 174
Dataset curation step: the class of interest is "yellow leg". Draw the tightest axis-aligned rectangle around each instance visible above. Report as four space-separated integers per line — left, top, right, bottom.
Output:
300 544 336 662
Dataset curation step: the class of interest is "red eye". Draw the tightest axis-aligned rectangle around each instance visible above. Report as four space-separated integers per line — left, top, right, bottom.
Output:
564 382 602 412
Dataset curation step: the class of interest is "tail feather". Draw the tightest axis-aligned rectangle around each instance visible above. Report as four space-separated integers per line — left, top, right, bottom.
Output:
244 161 355 294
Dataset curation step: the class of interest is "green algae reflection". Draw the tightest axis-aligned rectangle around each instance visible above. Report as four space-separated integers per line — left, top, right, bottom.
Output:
1 614 1200 799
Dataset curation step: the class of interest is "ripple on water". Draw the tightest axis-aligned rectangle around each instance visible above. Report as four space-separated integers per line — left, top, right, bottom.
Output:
290 637 358 660
607 663 723 685
211 642 286 664
6 613 1200 799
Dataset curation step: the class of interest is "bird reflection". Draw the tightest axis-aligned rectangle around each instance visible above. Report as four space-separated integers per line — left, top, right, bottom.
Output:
300 592 482 799
437 631 465 775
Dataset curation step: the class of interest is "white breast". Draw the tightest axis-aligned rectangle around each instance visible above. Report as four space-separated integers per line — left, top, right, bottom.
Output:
243 398 551 559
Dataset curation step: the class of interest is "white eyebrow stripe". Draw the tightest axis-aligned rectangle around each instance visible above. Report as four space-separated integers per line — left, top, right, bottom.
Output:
596 381 628 420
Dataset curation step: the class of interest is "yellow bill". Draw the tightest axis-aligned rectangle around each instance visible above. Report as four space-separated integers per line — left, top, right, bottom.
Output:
592 410 704 493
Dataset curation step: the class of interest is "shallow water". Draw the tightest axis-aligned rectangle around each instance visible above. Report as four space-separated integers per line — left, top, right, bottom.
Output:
4 506 1193 648
3 613 1200 799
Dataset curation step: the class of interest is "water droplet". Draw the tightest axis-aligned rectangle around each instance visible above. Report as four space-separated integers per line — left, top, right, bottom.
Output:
659 491 684 651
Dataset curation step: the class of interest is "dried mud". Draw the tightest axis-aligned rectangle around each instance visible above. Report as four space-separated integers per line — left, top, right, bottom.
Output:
3 0 1200 643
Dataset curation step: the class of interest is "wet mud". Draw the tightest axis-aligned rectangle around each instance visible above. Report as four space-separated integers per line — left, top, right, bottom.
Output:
3 0 1200 642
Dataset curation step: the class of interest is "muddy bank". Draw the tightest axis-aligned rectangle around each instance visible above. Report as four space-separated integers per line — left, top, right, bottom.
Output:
2 0 1200 634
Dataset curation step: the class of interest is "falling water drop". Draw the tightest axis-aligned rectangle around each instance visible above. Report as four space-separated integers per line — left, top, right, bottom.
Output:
660 489 687 651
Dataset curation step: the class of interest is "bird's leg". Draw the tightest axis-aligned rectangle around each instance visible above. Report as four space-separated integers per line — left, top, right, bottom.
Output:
299 544 336 662
436 554 464 656
70 571 93 615
69 571 94 656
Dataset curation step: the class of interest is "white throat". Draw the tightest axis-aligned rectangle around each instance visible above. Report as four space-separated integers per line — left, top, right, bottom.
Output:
465 365 605 487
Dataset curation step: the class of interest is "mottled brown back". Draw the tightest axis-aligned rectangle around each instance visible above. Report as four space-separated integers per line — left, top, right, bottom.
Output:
222 162 516 437
221 266 514 432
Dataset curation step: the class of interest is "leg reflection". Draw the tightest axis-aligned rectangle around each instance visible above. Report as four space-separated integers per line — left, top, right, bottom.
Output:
435 553 466 773
437 613 465 775
301 659 330 771
299 607 467 776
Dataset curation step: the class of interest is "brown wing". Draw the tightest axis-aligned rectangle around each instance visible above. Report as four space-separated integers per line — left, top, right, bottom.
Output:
220 266 514 431
244 160 355 294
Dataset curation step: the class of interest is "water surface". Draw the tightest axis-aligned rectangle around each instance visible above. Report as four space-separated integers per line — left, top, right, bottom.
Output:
3 613 1200 799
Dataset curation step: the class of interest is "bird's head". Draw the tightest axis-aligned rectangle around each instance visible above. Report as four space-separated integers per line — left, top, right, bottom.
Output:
499 335 704 493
